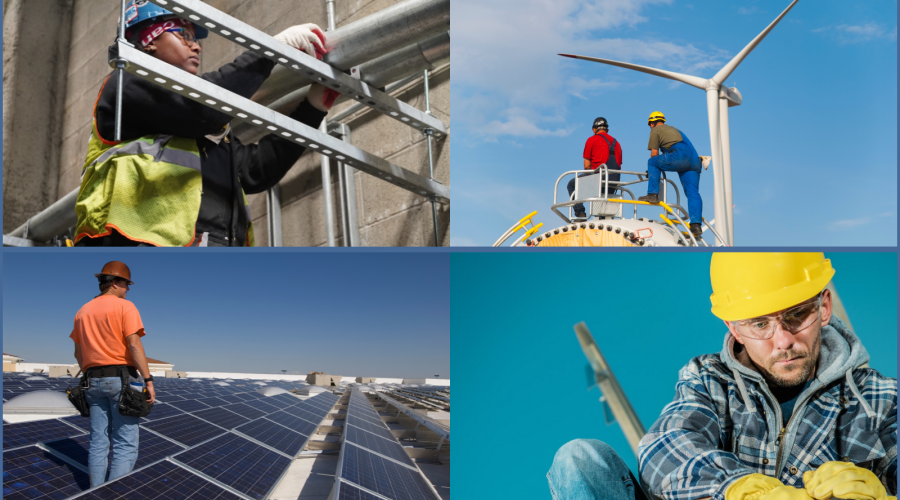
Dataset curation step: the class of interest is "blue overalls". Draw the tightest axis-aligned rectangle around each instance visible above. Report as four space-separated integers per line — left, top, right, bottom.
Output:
647 129 703 224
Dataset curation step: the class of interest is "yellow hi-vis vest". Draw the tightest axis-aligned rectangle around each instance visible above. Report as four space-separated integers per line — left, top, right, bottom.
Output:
74 76 254 247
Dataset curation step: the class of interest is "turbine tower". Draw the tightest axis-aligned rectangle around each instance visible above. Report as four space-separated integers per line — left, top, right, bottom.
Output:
560 0 799 246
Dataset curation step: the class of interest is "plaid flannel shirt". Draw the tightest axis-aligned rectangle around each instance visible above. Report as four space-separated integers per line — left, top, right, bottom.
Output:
638 317 897 500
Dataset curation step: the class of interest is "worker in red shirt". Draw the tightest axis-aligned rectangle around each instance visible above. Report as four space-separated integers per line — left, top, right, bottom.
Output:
568 117 623 219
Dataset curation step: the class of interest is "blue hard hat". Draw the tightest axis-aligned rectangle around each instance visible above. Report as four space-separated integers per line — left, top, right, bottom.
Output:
124 0 209 40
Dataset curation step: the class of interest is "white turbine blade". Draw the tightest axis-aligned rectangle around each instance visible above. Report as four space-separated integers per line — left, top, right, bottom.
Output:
711 0 800 85
559 53 707 90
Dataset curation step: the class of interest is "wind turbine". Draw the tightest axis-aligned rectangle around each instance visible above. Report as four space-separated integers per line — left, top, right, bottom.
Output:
560 0 799 246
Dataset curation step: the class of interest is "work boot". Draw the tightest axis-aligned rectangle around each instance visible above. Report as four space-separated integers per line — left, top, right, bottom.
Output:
573 209 587 220
637 193 659 204
690 223 703 239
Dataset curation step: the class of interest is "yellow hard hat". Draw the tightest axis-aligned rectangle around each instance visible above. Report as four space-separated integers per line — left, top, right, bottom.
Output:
709 253 835 321
648 111 666 124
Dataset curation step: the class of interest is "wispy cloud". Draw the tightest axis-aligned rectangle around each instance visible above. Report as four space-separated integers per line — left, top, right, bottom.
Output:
829 211 894 231
829 217 872 230
738 6 758 15
814 23 897 43
452 0 728 140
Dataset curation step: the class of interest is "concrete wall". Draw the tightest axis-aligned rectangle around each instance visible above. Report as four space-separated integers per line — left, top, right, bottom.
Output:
3 0 449 246
2 0 74 233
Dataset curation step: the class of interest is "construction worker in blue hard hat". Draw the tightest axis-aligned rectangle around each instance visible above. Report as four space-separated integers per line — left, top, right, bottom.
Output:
74 0 338 247
637 112 705 240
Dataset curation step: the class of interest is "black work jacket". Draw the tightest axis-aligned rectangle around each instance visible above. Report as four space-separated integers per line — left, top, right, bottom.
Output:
95 51 326 246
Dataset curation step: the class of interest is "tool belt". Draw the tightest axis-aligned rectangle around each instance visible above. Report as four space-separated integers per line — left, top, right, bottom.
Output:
67 365 153 418
65 373 91 418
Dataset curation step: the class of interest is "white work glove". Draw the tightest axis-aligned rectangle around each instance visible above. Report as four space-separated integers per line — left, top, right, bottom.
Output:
275 23 327 59
700 156 711 170
307 83 340 112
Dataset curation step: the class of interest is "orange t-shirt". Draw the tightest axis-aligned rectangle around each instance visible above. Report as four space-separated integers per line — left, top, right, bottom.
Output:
69 295 146 370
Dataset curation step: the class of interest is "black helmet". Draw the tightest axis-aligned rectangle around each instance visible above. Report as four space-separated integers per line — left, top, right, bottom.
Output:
592 117 608 130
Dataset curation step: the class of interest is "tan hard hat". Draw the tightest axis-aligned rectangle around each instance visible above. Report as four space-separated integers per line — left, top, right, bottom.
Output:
94 261 134 285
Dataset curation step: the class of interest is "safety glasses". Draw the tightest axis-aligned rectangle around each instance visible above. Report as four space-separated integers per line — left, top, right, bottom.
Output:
732 292 823 340
165 28 197 46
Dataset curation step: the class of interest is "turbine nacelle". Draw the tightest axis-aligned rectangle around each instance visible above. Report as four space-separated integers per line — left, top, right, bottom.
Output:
721 87 742 107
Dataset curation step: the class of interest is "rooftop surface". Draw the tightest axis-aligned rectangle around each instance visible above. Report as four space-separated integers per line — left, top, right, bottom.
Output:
2 372 450 500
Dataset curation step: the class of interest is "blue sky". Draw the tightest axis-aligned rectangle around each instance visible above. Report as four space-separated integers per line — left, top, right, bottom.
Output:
2 251 450 378
451 0 898 246
451 252 897 497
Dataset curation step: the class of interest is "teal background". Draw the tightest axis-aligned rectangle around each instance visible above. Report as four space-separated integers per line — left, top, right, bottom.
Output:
450 252 897 499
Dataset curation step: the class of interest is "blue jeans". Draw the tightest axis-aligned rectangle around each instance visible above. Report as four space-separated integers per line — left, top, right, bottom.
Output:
86 376 140 487
647 139 703 224
547 439 649 500
567 171 618 215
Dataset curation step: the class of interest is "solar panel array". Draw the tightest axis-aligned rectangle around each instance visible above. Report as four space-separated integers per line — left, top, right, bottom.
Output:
2 374 74 402
2 374 339 499
334 389 439 500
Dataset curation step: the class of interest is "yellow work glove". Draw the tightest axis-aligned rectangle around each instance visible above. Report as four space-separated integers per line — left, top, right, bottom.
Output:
727 473 815 500
802 462 896 500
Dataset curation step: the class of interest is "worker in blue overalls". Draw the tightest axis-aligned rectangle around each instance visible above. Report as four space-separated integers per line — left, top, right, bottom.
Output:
637 111 704 239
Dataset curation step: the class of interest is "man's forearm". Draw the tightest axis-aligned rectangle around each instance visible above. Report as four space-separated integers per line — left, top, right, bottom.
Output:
584 158 592 170
128 344 152 379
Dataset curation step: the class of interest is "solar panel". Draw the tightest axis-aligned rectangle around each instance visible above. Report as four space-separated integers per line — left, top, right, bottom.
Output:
348 409 386 426
344 425 413 466
167 399 213 413
191 408 251 430
67 459 244 499
220 402 267 420
230 392 261 402
44 428 186 471
307 398 336 411
2 445 91 500
60 415 92 432
337 481 389 500
266 393 301 406
252 398 283 413
339 443 438 500
173 433 291 499
282 405 322 423
234 419 310 456
141 402 187 422
141 414 226 447
3 419 88 450
157 394 187 402
194 396 231 408
264 411 319 433
345 415 396 442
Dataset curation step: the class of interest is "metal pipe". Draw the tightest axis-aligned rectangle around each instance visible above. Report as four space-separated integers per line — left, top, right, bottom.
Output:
234 33 449 144
423 67 439 247
8 188 79 241
251 0 449 107
318 0 338 247
115 0 127 142
335 123 360 246
265 185 283 246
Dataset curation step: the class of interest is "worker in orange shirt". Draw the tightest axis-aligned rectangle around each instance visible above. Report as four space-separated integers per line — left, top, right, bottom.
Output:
70 261 156 486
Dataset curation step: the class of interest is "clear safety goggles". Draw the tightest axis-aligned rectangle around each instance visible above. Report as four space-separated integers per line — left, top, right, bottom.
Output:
731 292 823 340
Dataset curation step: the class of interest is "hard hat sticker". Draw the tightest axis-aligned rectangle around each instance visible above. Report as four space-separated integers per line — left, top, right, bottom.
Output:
125 6 138 24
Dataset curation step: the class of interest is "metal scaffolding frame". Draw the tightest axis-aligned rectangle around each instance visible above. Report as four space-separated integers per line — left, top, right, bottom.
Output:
4 0 449 247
